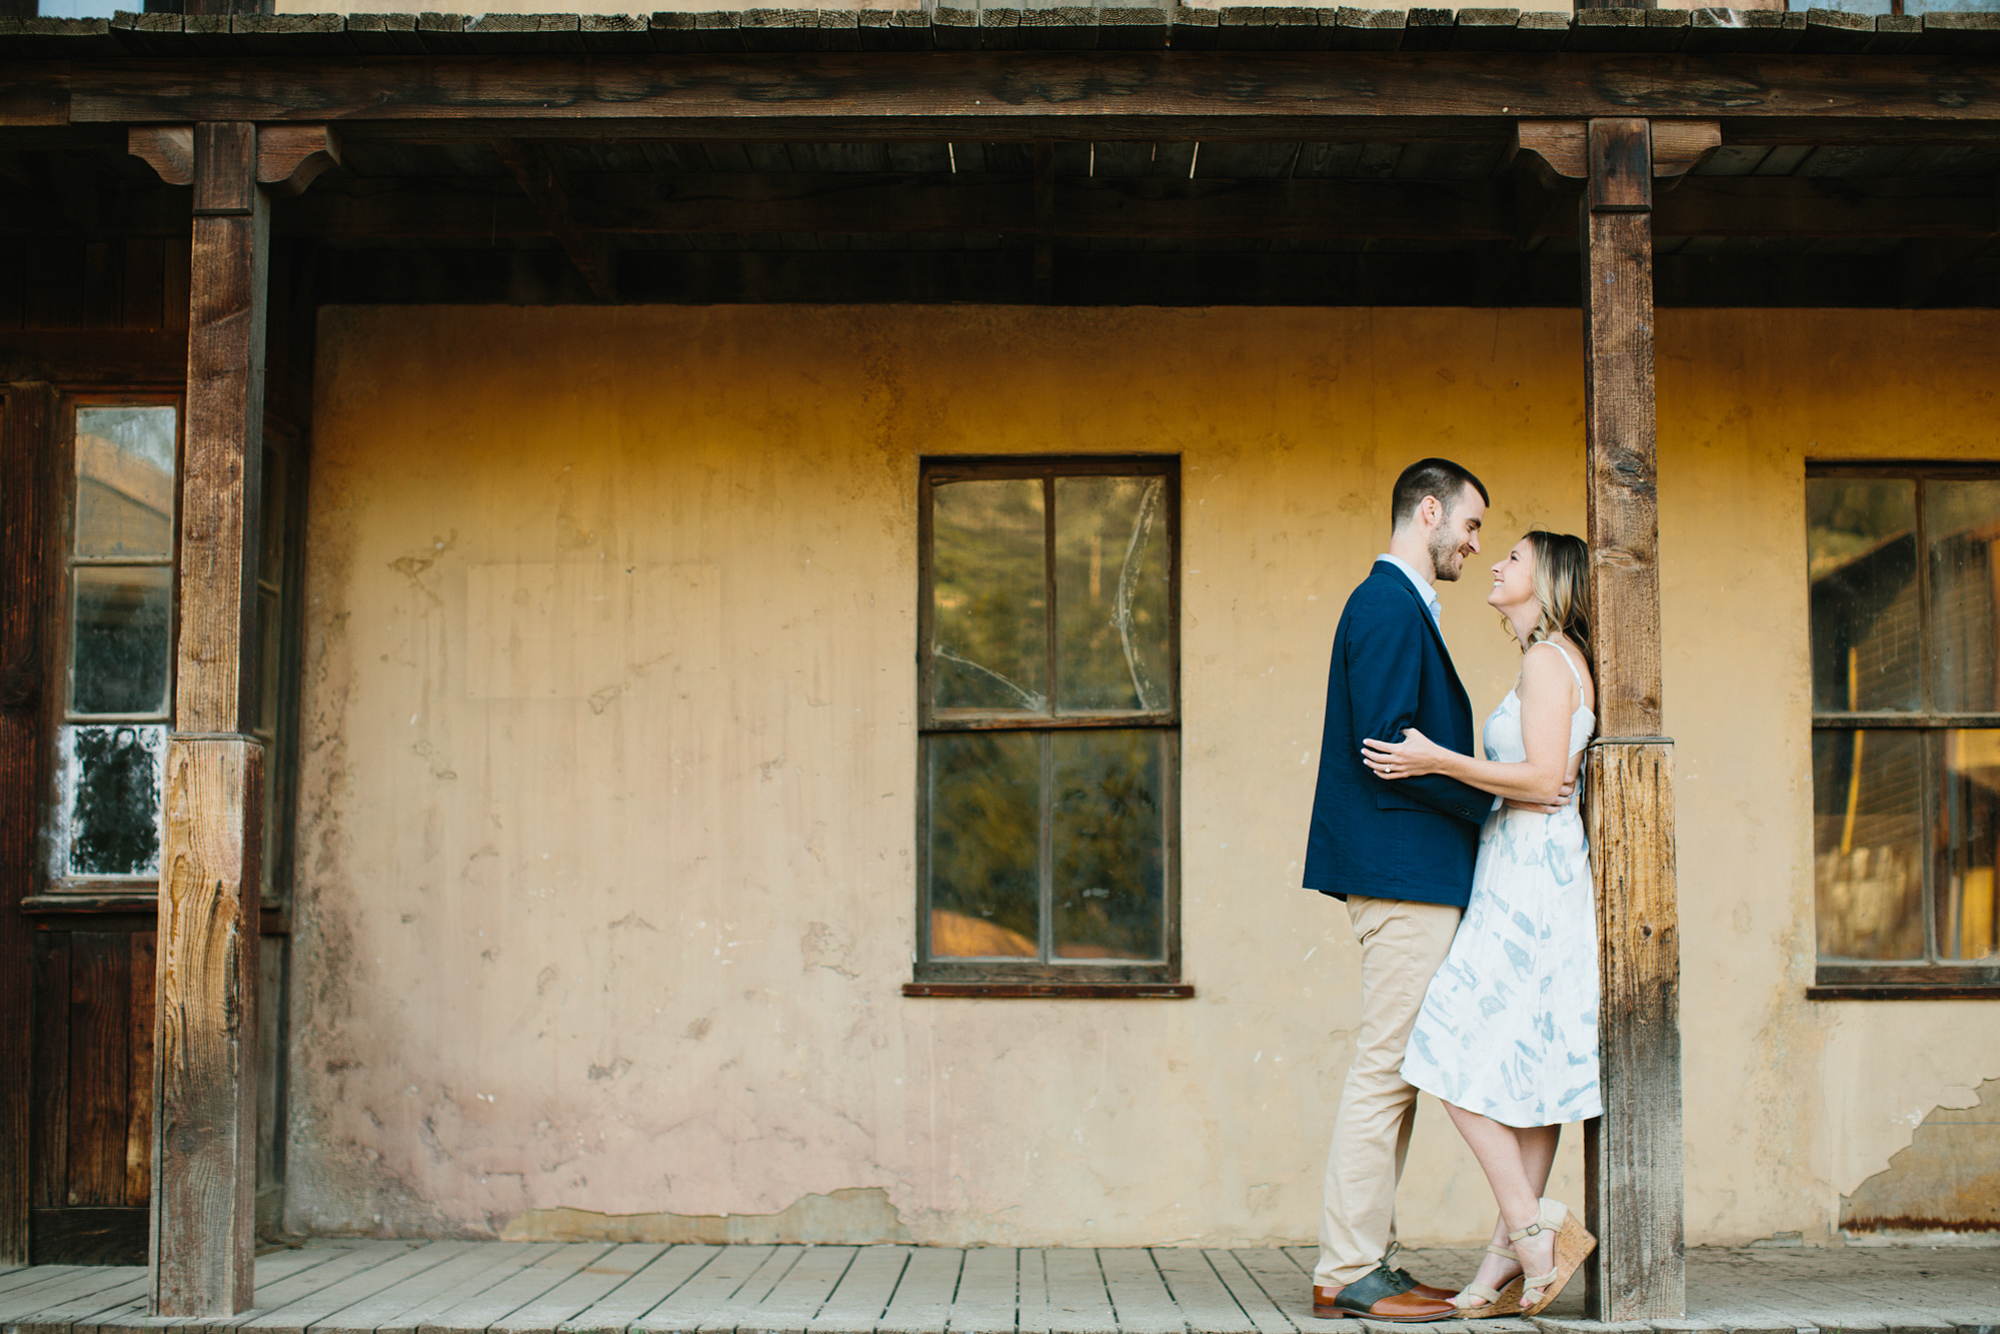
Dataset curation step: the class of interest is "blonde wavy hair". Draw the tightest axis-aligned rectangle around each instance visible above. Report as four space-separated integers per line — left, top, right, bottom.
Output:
1520 530 1592 669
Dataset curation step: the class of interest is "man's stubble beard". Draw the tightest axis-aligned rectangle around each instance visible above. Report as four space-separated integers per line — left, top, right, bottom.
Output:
1428 524 1465 583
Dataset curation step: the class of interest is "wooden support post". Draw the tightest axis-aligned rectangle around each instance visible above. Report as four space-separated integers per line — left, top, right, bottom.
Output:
151 120 268 1318
0 380 56 1268
1577 115 1685 1322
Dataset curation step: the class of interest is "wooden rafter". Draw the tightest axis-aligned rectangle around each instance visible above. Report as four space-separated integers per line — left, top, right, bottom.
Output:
18 52 2000 140
491 138 616 300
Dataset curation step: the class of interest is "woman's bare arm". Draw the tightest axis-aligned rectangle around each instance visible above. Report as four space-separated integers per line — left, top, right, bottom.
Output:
1362 643 1584 804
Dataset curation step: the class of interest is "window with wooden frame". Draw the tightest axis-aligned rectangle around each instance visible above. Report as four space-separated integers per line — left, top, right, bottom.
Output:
40 396 307 910
910 457 1186 997
1808 465 2000 998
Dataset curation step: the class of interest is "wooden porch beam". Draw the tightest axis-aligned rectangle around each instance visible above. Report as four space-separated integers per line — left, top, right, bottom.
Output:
0 380 57 1268
151 118 266 1318
492 137 616 301
1575 114 1685 1323
37 52 2000 136
5 173 1940 244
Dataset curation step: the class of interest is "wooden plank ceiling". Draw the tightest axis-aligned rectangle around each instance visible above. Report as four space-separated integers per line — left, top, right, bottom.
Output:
0 7 1997 306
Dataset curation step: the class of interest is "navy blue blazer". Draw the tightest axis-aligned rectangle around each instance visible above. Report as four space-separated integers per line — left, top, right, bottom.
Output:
1302 562 1489 907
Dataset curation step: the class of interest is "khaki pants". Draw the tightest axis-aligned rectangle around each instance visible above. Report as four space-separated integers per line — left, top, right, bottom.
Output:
1314 893 1463 1288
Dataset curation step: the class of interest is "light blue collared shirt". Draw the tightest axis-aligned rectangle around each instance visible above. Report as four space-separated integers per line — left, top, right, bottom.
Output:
1375 553 1441 626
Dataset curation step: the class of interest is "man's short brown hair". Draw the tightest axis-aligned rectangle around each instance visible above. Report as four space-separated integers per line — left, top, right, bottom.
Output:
1391 458 1489 528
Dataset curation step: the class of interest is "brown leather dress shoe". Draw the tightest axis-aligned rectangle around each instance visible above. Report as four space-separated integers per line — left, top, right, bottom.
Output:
1311 1284 1455 1322
1312 1265 1457 1323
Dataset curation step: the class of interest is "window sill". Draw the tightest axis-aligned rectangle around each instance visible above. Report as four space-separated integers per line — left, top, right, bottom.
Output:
903 982 1194 999
23 893 292 935
1807 984 2000 1000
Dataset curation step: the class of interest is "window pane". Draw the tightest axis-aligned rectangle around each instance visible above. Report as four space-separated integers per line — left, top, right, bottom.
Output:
1808 479 1919 713
71 565 172 716
58 723 164 878
74 406 175 558
1055 476 1171 713
1942 729 2000 962
1813 729 1926 960
931 479 1047 711
1052 729 1165 961
1927 481 2000 714
927 732 1040 959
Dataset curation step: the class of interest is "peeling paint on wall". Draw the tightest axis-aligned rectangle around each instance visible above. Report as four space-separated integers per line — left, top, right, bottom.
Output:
287 305 2000 1247
501 1187 912 1244
1842 1077 2000 1239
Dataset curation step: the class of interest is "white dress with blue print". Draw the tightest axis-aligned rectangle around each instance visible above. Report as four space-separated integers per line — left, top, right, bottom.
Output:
1402 642 1602 1129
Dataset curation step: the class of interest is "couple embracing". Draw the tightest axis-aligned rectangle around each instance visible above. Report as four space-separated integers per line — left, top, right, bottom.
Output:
1303 459 1601 1323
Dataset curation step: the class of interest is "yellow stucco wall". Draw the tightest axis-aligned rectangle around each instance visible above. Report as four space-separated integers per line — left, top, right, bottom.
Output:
290 304 2000 1245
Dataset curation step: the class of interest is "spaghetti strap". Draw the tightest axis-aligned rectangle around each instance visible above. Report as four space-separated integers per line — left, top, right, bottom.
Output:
1529 639 1586 695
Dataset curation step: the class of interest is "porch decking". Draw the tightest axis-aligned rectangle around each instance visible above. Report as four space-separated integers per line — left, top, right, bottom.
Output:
0 1242 1993 1334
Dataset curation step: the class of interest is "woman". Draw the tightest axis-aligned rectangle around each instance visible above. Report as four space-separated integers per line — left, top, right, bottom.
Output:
1361 530 1600 1320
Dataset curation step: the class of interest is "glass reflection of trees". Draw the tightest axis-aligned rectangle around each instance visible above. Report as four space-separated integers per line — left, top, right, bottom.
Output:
923 463 1175 971
1808 473 2000 968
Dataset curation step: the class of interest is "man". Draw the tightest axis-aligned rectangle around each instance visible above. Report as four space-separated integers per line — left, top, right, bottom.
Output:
1301 458 1498 1323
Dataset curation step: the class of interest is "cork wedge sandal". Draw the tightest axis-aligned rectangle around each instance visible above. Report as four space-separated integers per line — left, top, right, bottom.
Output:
1447 1246 1526 1319
1512 1199 1597 1317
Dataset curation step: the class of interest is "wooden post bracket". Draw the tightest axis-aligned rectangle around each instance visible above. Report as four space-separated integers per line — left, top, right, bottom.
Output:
130 123 341 197
1513 119 1720 194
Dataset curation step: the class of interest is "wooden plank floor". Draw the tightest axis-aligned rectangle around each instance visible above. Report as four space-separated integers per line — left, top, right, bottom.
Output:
0 1244 1993 1334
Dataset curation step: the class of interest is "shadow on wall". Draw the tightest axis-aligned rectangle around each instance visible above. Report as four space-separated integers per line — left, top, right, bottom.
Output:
501 1188 914 1245
1843 1077 2000 1240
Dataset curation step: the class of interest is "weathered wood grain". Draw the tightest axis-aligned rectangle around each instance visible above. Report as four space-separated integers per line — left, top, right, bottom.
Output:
128 124 194 184
48 52 2000 138
1151 1251 1252 1334
30 934 70 1213
1099 1251 1181 1334
313 1240 533 1334
557 1245 721 1334
1582 131 1662 741
152 120 272 1318
175 121 268 737
235 1241 431 1324
1232 1248 1349 1334
1583 741 1684 1323
0 379 55 1267
804 1245 908 1334
244 1242 467 1334
488 1243 669 1334
416 1242 617 1334
253 124 339 197
10 1267 151 1333
1197 1252 1294 1334
150 736 265 1316
689 1246 806 1334
732 1245 856 1334
1578 115 1683 1326
1041 1250 1116 1334
876 1247 965 1334
124 932 155 1208
0 1267 131 1322
949 1247 1018 1334
633 1244 779 1333
65 933 132 1208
